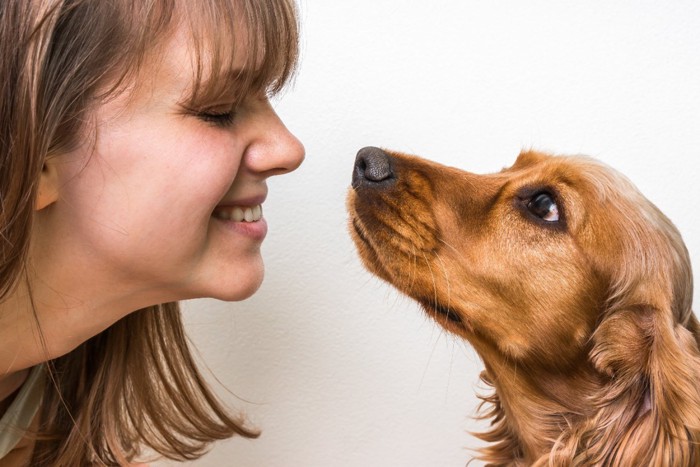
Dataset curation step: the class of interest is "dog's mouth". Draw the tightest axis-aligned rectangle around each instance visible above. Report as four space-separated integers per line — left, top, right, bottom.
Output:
419 299 469 333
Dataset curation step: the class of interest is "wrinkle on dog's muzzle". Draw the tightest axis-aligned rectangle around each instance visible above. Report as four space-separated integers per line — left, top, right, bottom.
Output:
352 146 396 189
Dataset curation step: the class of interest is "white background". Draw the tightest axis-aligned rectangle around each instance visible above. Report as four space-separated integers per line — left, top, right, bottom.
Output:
159 1 700 466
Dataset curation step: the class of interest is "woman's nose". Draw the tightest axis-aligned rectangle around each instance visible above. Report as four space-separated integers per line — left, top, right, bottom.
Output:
245 104 305 177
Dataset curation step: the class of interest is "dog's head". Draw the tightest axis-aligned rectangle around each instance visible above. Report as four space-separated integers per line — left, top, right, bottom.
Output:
347 147 694 368
348 147 699 464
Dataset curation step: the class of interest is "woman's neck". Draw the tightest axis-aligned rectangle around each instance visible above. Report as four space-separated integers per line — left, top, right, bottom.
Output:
0 261 178 383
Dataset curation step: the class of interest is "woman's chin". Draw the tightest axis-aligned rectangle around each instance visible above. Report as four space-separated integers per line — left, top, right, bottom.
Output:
167 257 265 303
206 270 265 302
213 283 263 302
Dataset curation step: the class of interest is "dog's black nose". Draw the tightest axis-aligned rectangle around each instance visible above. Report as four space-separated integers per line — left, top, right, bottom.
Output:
352 146 395 189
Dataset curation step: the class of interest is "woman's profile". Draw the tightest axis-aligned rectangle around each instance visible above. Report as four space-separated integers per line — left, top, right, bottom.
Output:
0 0 304 465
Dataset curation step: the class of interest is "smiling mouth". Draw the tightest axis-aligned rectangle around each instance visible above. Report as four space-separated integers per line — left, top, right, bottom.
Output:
213 204 263 222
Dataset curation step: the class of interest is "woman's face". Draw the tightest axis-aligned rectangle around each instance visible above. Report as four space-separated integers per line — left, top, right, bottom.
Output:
33 26 304 308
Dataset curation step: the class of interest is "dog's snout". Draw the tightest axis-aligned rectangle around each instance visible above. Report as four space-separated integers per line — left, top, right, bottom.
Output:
352 146 395 189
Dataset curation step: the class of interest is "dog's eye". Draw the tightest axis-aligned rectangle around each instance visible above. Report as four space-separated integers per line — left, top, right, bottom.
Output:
527 193 559 222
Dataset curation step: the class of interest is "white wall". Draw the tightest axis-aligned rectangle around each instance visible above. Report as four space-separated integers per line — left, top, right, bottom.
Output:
160 1 700 466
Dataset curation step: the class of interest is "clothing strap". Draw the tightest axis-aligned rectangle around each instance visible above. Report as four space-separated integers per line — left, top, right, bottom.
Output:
0 365 45 459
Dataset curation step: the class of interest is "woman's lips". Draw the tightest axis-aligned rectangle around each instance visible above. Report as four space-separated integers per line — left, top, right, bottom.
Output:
212 203 267 241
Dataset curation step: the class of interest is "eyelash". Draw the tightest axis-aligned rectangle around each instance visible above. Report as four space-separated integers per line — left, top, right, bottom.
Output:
197 110 236 127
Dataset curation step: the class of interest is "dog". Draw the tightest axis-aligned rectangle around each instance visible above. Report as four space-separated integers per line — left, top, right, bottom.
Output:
347 147 700 466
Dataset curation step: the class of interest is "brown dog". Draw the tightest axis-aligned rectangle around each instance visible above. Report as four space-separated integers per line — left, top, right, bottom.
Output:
347 147 700 466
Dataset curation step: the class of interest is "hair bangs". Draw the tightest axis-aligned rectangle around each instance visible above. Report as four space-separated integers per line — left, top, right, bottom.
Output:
181 0 300 108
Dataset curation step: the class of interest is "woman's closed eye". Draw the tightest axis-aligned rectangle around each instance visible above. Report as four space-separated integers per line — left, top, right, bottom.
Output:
197 109 236 127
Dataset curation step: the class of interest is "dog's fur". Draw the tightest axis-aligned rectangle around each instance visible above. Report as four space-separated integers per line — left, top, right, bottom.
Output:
347 148 700 466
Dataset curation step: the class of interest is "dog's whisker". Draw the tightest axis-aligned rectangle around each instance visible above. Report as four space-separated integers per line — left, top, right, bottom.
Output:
420 250 443 326
438 238 461 257
409 242 418 293
446 338 461 404
433 250 452 312
419 329 444 392
421 251 438 307
434 251 458 336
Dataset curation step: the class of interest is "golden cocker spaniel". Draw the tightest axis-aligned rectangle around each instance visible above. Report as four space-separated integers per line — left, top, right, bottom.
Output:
347 147 699 466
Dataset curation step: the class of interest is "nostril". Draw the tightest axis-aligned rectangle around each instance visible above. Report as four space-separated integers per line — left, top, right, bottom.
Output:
357 156 368 176
352 146 395 189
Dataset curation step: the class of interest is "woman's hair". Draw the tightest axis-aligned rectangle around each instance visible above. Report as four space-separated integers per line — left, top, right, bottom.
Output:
0 0 299 465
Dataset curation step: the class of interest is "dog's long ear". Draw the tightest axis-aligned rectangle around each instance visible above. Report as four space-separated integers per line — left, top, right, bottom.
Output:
572 196 700 465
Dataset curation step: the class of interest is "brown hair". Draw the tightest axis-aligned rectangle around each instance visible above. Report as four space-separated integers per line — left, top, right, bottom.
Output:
0 0 299 465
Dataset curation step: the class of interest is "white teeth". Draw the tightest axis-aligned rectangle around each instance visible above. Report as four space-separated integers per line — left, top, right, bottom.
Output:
214 205 263 222
232 207 244 222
